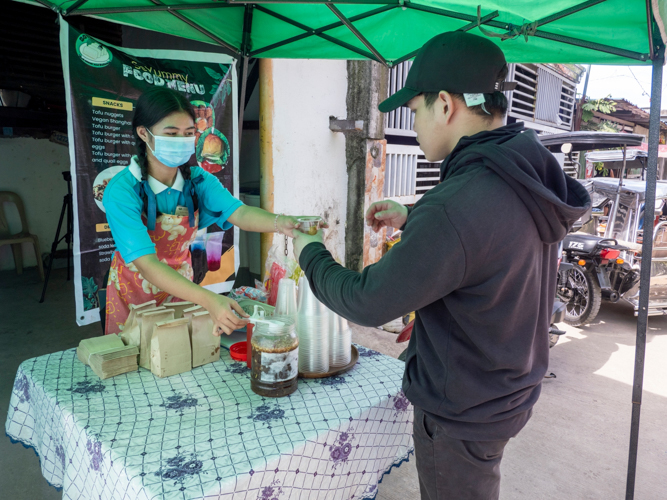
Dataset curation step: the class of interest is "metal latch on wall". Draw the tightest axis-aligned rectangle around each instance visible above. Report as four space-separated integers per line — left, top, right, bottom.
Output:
329 117 364 133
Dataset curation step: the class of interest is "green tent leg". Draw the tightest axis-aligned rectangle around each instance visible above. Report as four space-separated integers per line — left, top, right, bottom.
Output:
625 52 664 500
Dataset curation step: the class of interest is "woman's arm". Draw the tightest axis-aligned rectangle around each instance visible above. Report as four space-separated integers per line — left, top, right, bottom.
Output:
133 254 248 335
227 205 301 236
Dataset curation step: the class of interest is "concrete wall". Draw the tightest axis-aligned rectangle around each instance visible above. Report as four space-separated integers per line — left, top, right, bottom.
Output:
0 138 70 271
269 59 348 264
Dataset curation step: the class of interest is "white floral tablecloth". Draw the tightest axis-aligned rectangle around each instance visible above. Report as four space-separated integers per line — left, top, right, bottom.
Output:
5 344 414 500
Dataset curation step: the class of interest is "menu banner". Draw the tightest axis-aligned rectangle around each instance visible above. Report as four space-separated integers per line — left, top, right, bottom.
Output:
60 19 239 326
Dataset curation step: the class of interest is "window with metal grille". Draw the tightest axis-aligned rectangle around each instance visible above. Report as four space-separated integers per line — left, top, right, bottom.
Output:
384 145 440 205
507 64 538 122
508 64 578 131
385 60 415 136
384 62 581 202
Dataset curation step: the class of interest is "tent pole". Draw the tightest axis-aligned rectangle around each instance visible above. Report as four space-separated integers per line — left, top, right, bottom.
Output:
625 52 664 500
238 56 249 152
238 5 253 151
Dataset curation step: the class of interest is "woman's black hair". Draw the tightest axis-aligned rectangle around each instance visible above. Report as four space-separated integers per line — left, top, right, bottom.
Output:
132 87 198 214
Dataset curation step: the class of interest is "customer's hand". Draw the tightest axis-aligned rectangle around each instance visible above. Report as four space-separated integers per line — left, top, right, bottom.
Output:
204 294 249 336
292 230 324 261
365 200 409 232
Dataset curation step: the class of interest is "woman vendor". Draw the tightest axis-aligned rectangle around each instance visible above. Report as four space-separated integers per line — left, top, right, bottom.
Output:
103 87 303 336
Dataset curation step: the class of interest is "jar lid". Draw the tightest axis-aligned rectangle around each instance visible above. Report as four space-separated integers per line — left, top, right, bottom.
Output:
230 342 247 362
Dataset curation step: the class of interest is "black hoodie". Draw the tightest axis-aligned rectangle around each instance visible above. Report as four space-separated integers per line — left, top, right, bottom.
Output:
300 123 591 441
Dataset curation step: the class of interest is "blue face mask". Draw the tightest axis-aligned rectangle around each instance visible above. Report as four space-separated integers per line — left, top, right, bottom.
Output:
146 129 195 168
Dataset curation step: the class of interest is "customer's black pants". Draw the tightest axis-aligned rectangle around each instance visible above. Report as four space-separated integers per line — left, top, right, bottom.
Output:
413 407 509 500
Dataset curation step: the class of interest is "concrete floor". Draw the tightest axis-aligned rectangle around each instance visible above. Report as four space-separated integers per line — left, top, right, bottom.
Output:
2 267 667 499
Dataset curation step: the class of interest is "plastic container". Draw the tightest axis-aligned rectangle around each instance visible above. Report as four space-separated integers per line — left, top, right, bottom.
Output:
329 311 352 368
206 232 225 272
250 316 299 398
191 232 208 283
230 342 247 362
297 276 330 375
275 278 297 319
297 216 324 235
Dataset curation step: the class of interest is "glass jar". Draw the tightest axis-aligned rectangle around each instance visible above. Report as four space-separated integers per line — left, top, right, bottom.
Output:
250 316 299 397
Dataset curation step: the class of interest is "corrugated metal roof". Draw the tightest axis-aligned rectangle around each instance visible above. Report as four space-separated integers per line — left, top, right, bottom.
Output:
586 149 648 162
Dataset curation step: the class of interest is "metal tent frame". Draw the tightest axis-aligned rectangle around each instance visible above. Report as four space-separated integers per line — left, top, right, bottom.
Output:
30 0 655 65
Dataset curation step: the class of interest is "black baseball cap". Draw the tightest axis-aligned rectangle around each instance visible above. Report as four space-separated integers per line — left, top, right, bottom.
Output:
379 31 516 113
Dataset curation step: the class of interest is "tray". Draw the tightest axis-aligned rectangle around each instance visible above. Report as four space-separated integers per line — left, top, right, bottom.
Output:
236 298 275 316
299 345 359 379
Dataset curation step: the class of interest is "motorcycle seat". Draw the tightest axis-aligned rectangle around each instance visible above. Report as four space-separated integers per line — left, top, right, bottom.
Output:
563 233 604 254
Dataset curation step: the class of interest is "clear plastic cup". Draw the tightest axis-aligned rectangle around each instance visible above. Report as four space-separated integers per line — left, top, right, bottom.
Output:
297 216 324 235
206 232 225 271
296 275 331 374
329 311 352 368
275 278 297 319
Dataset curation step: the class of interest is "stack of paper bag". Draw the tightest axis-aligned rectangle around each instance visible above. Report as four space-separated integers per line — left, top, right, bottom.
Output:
139 309 175 369
89 345 139 379
120 301 159 347
163 301 195 319
77 334 124 365
190 310 220 367
77 335 138 379
151 318 191 378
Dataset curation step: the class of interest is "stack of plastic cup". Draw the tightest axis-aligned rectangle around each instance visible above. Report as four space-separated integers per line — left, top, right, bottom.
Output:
274 278 297 320
296 276 330 375
329 311 352 368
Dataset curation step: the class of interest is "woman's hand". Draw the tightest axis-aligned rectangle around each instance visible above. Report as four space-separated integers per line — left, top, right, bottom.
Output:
277 216 302 238
278 215 330 238
204 294 249 336
365 200 409 233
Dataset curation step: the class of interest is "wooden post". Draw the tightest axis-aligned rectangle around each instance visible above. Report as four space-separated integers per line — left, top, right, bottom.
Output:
345 60 389 272
259 58 275 281
363 139 387 267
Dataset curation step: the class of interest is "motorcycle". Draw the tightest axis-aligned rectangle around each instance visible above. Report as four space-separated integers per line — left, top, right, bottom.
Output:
557 235 635 326
539 131 667 326
550 245 568 347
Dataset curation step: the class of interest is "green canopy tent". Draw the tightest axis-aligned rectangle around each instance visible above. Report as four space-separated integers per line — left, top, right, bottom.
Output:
14 1 667 497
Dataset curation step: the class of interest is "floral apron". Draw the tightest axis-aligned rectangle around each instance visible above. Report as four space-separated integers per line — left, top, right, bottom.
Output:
105 210 199 335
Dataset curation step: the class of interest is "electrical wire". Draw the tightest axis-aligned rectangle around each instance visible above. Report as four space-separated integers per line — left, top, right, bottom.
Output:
628 66 651 99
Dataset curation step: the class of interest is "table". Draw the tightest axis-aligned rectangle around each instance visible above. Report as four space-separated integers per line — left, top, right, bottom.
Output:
5 344 414 500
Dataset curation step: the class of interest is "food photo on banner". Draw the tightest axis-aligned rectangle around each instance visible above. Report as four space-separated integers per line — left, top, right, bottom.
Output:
60 21 239 326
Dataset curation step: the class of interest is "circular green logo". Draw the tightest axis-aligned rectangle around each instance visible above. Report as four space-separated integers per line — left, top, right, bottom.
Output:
76 34 112 68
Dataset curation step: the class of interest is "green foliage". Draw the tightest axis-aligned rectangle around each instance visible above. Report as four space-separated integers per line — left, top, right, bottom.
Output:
582 95 617 123
594 161 610 177
597 120 622 133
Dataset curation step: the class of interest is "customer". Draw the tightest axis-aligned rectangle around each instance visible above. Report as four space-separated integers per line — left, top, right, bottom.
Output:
293 31 591 499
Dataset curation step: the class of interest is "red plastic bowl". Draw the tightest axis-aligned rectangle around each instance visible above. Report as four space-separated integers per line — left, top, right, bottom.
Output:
230 342 247 362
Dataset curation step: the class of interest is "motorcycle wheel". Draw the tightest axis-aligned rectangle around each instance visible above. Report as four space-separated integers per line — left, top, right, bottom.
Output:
560 264 602 327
